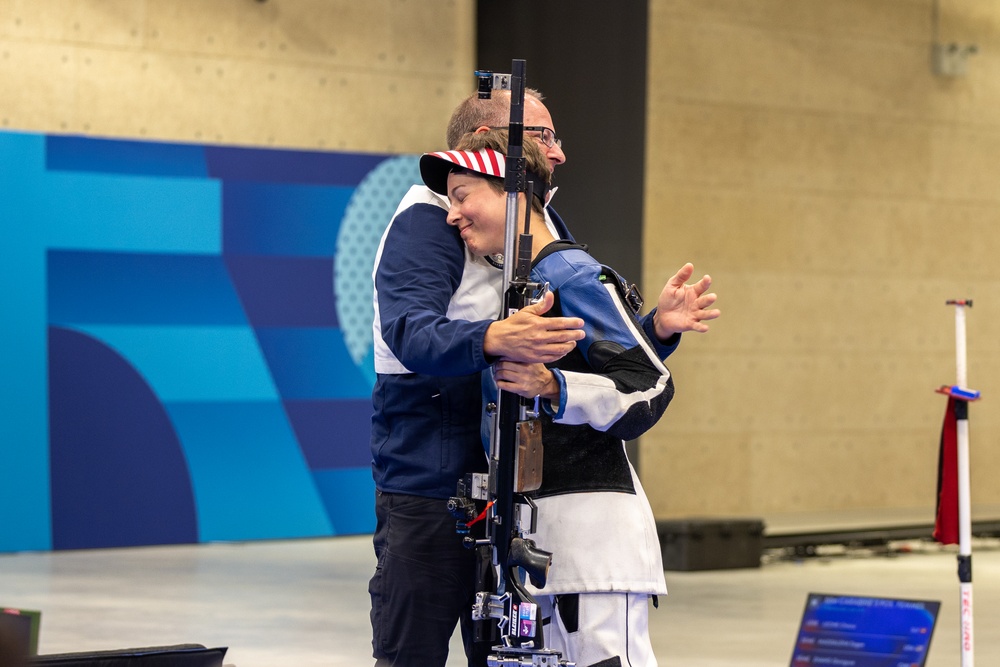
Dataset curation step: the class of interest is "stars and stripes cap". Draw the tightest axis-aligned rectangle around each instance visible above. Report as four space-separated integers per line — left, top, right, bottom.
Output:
419 148 505 196
420 146 550 206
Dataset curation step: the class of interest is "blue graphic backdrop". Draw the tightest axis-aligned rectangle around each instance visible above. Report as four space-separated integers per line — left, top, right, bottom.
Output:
0 131 421 552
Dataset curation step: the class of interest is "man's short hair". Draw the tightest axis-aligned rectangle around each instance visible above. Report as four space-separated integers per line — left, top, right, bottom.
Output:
446 88 545 149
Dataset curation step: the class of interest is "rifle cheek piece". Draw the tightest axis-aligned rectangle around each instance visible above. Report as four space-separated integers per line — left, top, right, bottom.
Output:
509 536 552 589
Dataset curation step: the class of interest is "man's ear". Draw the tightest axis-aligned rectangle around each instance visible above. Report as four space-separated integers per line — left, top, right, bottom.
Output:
473 125 491 134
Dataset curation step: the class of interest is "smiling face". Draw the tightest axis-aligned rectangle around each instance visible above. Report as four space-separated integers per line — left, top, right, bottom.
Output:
444 171 508 258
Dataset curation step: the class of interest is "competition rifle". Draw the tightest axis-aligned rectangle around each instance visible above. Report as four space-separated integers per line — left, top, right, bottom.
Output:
447 60 573 667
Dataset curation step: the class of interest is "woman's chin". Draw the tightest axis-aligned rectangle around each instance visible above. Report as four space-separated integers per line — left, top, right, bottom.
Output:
466 242 499 258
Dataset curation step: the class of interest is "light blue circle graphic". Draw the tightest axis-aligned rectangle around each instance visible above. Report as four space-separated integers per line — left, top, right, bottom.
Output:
334 155 421 388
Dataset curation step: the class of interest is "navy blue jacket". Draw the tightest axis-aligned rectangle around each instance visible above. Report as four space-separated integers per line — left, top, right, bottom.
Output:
370 186 667 499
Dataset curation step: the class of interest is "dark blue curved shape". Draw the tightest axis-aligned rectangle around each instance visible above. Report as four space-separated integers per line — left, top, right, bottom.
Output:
48 326 198 549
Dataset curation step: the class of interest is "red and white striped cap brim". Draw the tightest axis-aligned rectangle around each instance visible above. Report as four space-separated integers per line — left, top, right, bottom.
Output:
419 148 506 196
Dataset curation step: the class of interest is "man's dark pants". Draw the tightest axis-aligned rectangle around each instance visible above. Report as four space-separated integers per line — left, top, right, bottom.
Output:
369 490 490 667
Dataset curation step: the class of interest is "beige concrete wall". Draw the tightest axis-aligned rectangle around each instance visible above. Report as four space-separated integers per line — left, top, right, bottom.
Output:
643 0 1000 524
0 0 474 153
8 0 999 531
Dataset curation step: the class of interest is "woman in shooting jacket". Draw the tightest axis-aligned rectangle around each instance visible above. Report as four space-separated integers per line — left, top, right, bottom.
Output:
419 130 703 667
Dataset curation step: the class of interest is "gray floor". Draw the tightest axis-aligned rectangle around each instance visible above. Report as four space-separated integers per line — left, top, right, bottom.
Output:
2 534 999 666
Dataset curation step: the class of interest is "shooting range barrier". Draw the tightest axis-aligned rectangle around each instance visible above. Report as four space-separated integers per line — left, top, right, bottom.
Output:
657 518 765 571
655 516 1000 571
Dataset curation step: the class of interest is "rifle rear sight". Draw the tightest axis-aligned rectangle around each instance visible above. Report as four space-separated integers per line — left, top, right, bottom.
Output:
476 70 513 99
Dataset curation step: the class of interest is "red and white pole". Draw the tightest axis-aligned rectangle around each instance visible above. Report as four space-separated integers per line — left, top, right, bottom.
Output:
947 299 975 666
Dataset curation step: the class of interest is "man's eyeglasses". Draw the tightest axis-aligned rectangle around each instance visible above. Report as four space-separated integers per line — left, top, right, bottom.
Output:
489 126 562 149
